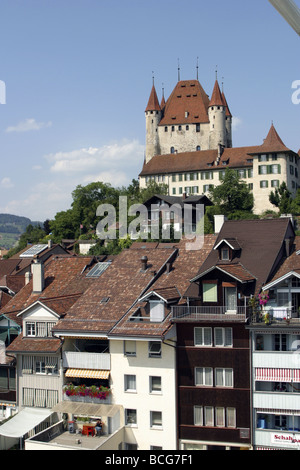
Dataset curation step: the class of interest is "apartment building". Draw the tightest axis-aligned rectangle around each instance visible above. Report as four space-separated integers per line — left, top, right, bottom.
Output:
171 217 295 450
248 236 300 450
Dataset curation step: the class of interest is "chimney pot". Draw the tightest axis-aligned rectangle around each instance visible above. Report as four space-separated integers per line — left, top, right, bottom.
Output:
141 256 148 272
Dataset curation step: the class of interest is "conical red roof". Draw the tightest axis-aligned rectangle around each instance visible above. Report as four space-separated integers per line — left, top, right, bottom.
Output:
261 124 290 152
145 85 161 112
222 91 232 117
209 80 224 107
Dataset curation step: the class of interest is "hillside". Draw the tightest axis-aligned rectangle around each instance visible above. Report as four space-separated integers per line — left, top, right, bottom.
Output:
0 214 42 249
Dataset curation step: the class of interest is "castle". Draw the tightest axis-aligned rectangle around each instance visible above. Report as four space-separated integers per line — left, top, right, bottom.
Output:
139 76 300 214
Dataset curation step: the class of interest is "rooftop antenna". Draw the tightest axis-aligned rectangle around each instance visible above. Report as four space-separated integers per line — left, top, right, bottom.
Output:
196 57 199 80
178 59 181 82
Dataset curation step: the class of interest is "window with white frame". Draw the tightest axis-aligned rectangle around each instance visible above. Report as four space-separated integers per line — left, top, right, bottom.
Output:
194 327 212 347
215 368 233 387
193 406 236 428
194 406 203 426
204 406 214 426
227 407 236 428
214 327 233 347
124 340 136 356
150 411 162 428
148 341 161 358
195 367 213 386
150 376 161 393
215 407 225 427
25 321 56 338
124 375 136 392
125 409 137 426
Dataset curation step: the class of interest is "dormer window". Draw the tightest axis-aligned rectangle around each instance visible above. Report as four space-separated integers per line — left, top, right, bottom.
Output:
221 247 230 261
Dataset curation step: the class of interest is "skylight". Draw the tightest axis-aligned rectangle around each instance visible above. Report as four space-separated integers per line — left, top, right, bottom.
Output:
86 261 112 278
20 244 48 258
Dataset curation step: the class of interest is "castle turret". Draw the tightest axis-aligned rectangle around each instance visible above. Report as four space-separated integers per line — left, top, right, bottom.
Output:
222 90 232 148
145 83 161 163
208 80 227 150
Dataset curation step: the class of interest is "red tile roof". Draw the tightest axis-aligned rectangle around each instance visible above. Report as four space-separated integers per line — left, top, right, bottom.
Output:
52 246 178 336
1 256 97 326
139 124 297 177
159 80 210 125
209 80 224 107
145 85 161 112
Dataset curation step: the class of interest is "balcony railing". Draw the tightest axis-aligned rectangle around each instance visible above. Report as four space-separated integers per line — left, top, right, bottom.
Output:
63 351 111 370
171 305 250 322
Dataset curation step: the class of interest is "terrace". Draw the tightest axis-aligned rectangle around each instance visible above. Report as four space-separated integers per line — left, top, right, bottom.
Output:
171 305 250 323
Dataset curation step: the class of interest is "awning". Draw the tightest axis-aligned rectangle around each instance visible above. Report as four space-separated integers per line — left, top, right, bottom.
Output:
255 368 300 383
53 401 122 418
65 368 110 379
0 407 52 438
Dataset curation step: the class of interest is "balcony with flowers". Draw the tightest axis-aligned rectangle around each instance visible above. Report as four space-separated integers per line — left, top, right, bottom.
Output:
63 383 111 405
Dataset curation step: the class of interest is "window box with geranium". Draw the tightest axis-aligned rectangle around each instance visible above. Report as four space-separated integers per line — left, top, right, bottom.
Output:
63 384 111 403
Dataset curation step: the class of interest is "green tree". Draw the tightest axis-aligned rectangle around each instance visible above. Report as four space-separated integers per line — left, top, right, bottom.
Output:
269 182 292 214
209 168 254 216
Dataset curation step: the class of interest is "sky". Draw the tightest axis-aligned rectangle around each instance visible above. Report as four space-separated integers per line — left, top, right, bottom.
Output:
0 0 299 222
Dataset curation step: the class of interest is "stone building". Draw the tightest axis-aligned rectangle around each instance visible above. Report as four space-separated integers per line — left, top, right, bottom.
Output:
140 77 300 214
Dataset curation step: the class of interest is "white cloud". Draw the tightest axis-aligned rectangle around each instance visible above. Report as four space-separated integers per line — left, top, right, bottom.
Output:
0 139 145 221
5 118 52 133
0 177 14 189
45 139 144 175
232 116 242 131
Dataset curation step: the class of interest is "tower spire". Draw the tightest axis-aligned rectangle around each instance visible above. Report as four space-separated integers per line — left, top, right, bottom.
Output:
196 57 199 80
178 58 181 82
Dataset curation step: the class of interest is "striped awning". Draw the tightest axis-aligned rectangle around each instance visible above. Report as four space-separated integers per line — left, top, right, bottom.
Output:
65 368 110 379
255 368 300 383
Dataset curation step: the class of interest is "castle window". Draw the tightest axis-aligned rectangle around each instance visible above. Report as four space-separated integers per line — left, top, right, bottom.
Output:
196 124 200 132
178 125 182 131
258 155 268 162
172 126 175 131
186 125 189 130
196 145 201 151
164 126 168 132
170 147 175 154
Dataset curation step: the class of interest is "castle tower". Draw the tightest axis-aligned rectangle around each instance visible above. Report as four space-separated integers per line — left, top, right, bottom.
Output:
222 90 233 148
208 80 227 150
145 83 161 164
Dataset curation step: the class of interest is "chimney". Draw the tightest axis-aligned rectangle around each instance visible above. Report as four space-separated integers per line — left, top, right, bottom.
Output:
31 257 45 293
48 239 53 249
166 262 172 274
141 256 148 272
25 271 32 285
285 238 291 257
214 214 227 234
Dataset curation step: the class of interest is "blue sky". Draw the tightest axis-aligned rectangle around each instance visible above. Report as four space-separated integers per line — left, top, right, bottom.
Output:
0 0 299 221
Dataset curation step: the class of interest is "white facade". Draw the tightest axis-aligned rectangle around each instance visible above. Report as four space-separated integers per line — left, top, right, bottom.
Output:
109 336 177 450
